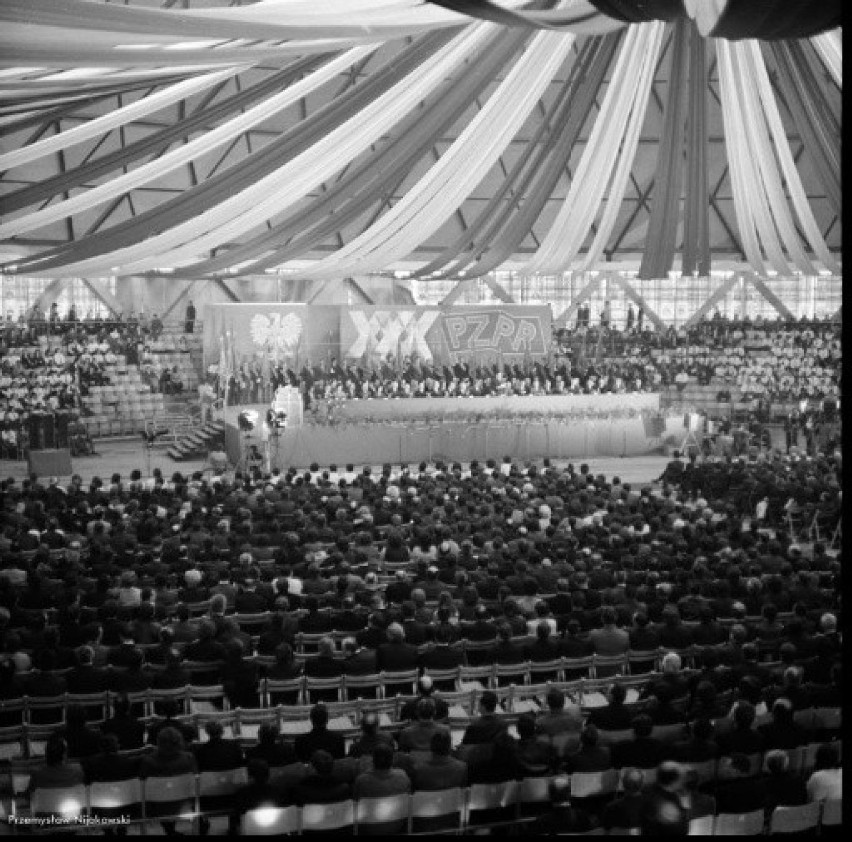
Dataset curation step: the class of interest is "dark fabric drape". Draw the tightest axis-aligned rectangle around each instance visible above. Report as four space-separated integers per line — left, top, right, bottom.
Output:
768 41 841 216
426 0 599 29
410 37 597 279
638 18 689 279
588 0 683 23
710 0 841 40
1 58 324 215
461 30 622 276
680 21 711 276
10 30 456 276
179 28 532 277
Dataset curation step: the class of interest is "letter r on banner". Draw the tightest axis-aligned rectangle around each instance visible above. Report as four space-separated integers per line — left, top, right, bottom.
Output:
512 319 538 352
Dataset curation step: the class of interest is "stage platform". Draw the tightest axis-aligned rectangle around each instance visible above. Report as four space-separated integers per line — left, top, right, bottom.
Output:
221 394 670 470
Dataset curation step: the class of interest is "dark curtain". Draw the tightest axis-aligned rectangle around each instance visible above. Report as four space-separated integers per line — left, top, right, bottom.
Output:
638 17 689 279
710 0 842 40
680 20 710 276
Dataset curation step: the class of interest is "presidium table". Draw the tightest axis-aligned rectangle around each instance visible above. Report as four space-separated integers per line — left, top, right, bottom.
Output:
221 393 670 470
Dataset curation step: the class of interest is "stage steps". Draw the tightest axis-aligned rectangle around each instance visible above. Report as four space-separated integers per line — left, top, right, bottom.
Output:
167 419 225 461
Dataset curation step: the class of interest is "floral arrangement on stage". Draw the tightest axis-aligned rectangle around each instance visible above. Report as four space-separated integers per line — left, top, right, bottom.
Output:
302 405 677 431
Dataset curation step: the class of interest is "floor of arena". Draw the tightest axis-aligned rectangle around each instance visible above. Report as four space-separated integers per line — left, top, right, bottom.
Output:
1 440 673 487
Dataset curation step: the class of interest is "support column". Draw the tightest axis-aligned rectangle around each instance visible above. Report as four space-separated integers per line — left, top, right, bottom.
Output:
608 275 667 331
747 273 794 320
440 279 478 305
482 274 515 303
682 275 739 328
553 275 602 328
80 278 122 317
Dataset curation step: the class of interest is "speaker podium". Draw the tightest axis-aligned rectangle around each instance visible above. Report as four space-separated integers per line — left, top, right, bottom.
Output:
27 448 72 477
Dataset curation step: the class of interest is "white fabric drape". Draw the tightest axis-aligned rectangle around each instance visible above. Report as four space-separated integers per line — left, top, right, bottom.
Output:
811 28 842 87
576 23 663 270
298 26 577 279
715 39 767 273
0 47 375 238
0 67 243 171
734 43 813 275
525 23 663 272
746 40 839 274
37 22 495 277
683 0 728 37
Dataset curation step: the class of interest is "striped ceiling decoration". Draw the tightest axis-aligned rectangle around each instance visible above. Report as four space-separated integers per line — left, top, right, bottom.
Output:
0 0 841 280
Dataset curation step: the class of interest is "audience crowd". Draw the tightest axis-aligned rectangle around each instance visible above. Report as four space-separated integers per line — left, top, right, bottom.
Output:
0 430 841 833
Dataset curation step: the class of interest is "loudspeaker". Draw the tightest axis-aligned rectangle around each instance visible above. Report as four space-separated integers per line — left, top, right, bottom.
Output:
27 448 72 477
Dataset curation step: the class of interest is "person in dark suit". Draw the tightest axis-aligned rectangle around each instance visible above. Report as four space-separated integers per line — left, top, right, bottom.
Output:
222 640 261 710
294 704 345 762
398 697 450 754
16 649 66 699
761 749 808 811
193 720 244 771
640 652 690 706
610 714 669 770
513 714 556 777
228 759 286 836
347 710 396 760
601 767 647 832
639 762 690 836
589 683 634 732
524 622 561 670
62 704 101 759
83 733 140 782
531 776 599 835
341 637 377 677
289 750 351 805
375 622 419 672
566 724 611 773
110 648 150 696
102 693 145 750
147 698 199 746
461 690 508 745
670 717 718 764
185 620 226 664
758 698 810 750
714 752 767 814
399 676 450 722
139 727 199 837
256 609 298 655
420 624 466 685
411 730 468 790
716 701 766 759
66 645 111 694
234 577 269 613
245 722 298 769
490 622 526 671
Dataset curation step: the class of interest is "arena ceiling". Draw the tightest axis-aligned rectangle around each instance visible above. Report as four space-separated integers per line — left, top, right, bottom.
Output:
0 0 842 282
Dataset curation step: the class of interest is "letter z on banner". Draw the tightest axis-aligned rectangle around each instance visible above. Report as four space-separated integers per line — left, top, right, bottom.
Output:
341 306 551 365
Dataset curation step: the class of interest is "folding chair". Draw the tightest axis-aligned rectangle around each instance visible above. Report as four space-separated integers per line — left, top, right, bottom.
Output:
458 664 495 691
88 777 144 822
343 673 383 701
300 798 354 834
354 793 410 835
494 661 530 688
768 801 821 835
25 694 67 726
141 772 198 829
527 659 565 685
820 798 842 831
0 725 26 761
570 768 619 799
516 775 556 818
263 677 304 707
380 669 418 698
408 787 465 833
30 784 87 819
713 808 765 835
465 780 518 827
688 814 715 835
421 667 460 693
303 675 344 705
198 766 248 813
592 654 627 679
241 805 300 835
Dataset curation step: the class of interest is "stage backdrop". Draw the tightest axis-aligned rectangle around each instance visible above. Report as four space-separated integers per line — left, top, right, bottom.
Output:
204 303 552 369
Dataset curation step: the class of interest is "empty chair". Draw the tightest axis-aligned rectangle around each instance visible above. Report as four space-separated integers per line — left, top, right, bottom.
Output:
30 784 87 819
466 780 518 827
570 768 619 799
